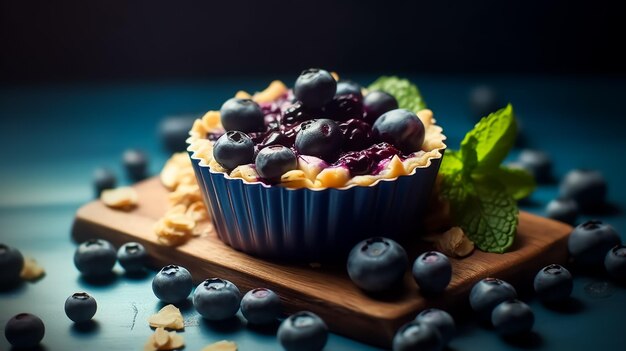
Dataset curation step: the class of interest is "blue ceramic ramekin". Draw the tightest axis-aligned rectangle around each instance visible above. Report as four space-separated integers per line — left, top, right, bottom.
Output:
188 150 445 261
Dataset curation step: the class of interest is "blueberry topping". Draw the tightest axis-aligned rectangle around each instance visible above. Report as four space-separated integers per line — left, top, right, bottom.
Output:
468 85 504 120
412 251 452 295
258 131 293 150
335 80 363 101
117 242 147 274
255 145 298 182
0 243 24 287
65 292 97 323
373 109 425 154
491 299 534 336
241 288 282 325
604 245 626 280
151 264 193 303
469 278 518 320
73 239 117 277
334 142 401 176
517 149 553 184
568 220 621 266
220 98 265 133
363 90 399 125
339 118 374 151
392 320 443 351
533 264 573 303
545 198 579 225
347 237 408 292
193 278 242 320
213 131 255 170
294 68 337 109
122 149 149 182
415 308 456 344
295 119 342 162
159 115 196 153
92 167 116 197
559 169 608 212
4 313 45 348
277 311 328 351
282 102 319 127
323 94 364 122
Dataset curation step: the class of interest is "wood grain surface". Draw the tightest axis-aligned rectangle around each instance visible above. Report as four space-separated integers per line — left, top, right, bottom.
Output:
72 177 572 348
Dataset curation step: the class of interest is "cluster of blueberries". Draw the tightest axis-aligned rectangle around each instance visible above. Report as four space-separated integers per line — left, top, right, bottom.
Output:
212 68 426 181
93 148 150 197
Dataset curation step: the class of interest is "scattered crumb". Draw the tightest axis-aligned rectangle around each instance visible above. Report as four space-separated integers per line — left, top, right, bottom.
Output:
144 327 185 351
309 262 322 269
148 304 184 330
101 187 138 210
425 227 475 258
201 340 238 351
20 257 45 281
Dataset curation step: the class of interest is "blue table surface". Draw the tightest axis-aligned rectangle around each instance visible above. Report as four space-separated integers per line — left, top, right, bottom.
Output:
1 74 625 350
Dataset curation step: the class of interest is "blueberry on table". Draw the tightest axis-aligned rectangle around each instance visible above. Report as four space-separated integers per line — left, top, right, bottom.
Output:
373 109 425 154
605 245 626 280
193 278 241 321
294 68 337 109
117 242 147 274
517 149 553 184
65 292 97 323
277 311 328 351
415 308 455 344
241 288 282 325
468 85 504 120
73 239 117 277
323 94 364 122
0 243 24 287
559 169 608 212
392 320 443 351
533 264 573 303
568 220 621 266
469 278 517 320
152 264 193 304
491 299 534 337
412 251 452 295
220 97 265 133
545 198 579 225
295 119 342 162
159 115 196 153
363 90 398 125
213 131 255 170
92 167 117 197
255 145 298 182
122 149 149 182
335 80 363 101
4 313 45 348
339 118 374 151
347 237 408 293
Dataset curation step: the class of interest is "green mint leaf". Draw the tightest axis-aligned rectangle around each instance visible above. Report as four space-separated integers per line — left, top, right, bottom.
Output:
461 136 479 175
461 104 516 171
439 150 462 176
475 166 536 200
368 76 427 112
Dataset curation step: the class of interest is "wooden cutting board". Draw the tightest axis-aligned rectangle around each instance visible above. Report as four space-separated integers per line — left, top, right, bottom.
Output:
72 177 571 348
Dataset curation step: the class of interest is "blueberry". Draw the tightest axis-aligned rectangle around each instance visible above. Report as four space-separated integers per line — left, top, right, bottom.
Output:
373 109 425 154
491 299 534 336
122 149 149 182
213 131 255 170
294 68 337 109
73 239 117 277
517 149 553 184
412 251 452 295
339 118 374 151
241 288 281 325
4 313 45 348
469 278 517 320
324 94 364 122
193 278 241 320
277 311 328 351
468 85 504 120
0 243 24 287
559 169 608 212
295 119 342 162
92 167 116 197
117 242 147 274
392 320 443 351
568 220 621 266
258 131 294 149
152 264 193 303
220 98 265 133
347 237 408 293
65 292 97 323
335 80 363 101
255 145 298 182
363 91 398 125
282 102 319 126
415 308 455 344
545 198 579 225
604 245 626 280
159 115 196 153
533 264 573 303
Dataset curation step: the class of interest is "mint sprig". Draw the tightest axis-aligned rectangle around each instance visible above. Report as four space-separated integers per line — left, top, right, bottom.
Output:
368 76 427 112
439 104 535 253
